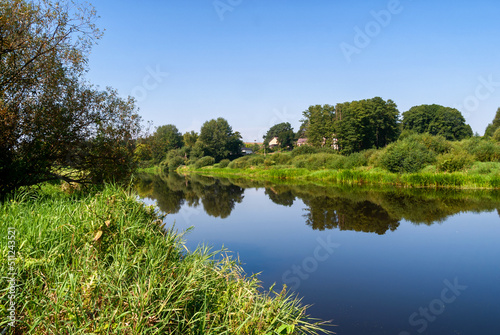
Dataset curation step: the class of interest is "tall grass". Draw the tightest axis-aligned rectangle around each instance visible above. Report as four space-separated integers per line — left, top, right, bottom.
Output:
0 184 330 334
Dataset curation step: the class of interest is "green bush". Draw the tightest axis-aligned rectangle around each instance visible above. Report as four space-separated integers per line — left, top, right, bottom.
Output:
344 152 368 169
380 139 436 173
218 159 230 168
324 154 347 169
407 133 451 154
168 156 185 171
272 153 293 165
227 156 251 169
290 145 320 157
436 151 473 172
469 140 500 162
194 156 215 168
247 155 265 166
493 128 500 142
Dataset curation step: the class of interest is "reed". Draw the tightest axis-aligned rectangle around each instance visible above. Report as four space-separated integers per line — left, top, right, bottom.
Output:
0 184 330 334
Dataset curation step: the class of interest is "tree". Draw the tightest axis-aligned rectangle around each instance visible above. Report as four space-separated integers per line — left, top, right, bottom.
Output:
484 107 500 138
402 104 473 141
198 118 243 161
0 0 141 195
150 124 183 163
301 105 336 147
183 131 199 147
335 97 400 154
263 122 295 149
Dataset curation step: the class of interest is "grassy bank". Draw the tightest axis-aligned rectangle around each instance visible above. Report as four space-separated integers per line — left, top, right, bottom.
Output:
179 164 500 189
0 184 329 334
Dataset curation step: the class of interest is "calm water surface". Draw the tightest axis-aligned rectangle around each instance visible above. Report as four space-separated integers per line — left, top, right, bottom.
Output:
136 173 500 335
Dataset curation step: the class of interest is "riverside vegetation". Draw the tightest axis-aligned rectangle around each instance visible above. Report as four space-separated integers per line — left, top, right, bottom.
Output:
175 133 500 189
0 183 330 334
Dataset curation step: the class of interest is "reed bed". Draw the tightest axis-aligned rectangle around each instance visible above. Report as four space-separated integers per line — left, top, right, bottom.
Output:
0 184 330 334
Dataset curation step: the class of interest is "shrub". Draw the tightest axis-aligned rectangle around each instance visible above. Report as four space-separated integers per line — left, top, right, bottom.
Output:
344 152 368 169
218 159 230 168
272 153 293 165
436 151 473 172
380 139 436 173
194 156 215 169
290 145 320 157
324 154 347 169
228 156 251 169
407 133 451 154
168 156 185 171
247 155 265 167
469 140 500 162
493 128 500 142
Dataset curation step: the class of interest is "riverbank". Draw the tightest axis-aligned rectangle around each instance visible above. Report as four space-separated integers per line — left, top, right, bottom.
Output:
178 165 500 189
0 183 329 334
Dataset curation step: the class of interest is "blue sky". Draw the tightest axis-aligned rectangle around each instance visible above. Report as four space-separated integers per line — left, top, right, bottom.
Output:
86 0 500 141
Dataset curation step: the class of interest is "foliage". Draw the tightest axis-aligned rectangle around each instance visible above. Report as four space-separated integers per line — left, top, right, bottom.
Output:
493 127 500 142
290 145 321 157
335 97 400 154
0 0 141 195
436 151 474 173
150 124 183 163
301 104 336 147
263 122 295 149
402 104 473 141
484 107 500 138
218 159 230 168
199 118 243 162
379 139 436 173
168 156 185 171
183 130 199 147
194 156 215 169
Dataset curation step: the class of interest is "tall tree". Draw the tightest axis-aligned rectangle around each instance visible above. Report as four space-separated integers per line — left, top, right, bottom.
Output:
0 0 141 194
301 104 336 147
263 122 295 149
198 118 243 161
402 104 473 141
183 131 199 147
484 107 500 138
335 97 400 154
150 124 183 163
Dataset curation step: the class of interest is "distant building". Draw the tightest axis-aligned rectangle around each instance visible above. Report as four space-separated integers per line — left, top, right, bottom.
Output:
297 138 308 147
268 137 279 148
241 147 253 155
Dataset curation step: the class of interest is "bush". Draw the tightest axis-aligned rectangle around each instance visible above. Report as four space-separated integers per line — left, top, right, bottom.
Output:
227 156 251 169
436 151 473 172
194 156 215 168
218 159 230 168
247 155 265 167
272 153 293 165
290 145 320 157
406 133 451 154
380 139 436 173
344 152 368 169
493 128 500 142
168 156 185 171
469 140 500 162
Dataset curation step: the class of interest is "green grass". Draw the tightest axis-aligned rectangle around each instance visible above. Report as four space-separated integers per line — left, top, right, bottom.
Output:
0 184 330 334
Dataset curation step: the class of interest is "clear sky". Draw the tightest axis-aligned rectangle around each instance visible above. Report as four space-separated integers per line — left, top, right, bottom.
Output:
86 0 500 141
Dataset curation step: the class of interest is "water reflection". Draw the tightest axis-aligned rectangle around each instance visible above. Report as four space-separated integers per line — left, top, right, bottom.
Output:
136 172 500 234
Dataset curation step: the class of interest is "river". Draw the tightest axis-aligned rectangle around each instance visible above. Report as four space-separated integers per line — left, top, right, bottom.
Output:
136 172 500 335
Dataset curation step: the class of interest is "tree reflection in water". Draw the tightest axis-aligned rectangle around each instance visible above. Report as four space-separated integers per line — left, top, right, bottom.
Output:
136 172 500 234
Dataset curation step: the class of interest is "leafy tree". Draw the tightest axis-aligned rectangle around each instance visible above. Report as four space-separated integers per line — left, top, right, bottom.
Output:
198 118 243 161
335 97 400 154
484 107 500 138
402 104 473 141
183 131 199 147
0 0 141 194
263 122 295 149
150 124 183 163
301 104 336 147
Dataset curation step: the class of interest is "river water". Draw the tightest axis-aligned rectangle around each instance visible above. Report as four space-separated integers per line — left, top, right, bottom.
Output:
136 172 500 335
